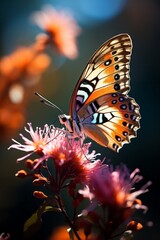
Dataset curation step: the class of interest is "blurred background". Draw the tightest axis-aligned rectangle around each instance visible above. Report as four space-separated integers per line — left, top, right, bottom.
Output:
0 0 160 239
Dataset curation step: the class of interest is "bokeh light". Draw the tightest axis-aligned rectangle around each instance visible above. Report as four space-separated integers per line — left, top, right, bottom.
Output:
44 0 127 25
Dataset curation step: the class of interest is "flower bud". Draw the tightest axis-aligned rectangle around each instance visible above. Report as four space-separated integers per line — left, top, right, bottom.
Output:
33 177 48 186
33 191 48 199
127 221 143 231
15 170 27 178
25 159 34 169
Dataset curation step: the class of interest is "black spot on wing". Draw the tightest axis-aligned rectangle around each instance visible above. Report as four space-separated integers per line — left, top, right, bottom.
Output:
115 65 119 70
112 100 117 104
114 83 120 91
104 59 112 66
114 74 120 80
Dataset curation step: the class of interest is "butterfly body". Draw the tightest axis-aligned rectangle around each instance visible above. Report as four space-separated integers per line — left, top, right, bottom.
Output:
59 114 85 140
59 34 140 152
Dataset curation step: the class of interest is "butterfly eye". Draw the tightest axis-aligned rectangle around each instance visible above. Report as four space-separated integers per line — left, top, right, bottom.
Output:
59 114 68 124
61 117 67 122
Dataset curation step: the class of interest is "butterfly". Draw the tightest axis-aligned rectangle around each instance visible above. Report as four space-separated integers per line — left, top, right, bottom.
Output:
58 33 140 152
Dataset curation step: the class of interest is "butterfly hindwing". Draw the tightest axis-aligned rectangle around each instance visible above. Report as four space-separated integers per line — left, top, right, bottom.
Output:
70 34 132 117
77 93 140 152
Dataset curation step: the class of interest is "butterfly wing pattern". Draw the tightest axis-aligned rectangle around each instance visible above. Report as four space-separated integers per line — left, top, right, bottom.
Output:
60 34 140 152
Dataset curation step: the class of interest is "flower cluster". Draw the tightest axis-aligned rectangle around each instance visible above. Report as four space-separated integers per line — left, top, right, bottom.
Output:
9 123 151 239
0 5 80 140
9 124 101 190
78 165 150 238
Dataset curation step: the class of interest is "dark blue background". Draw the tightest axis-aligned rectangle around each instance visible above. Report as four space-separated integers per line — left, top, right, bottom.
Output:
0 0 160 239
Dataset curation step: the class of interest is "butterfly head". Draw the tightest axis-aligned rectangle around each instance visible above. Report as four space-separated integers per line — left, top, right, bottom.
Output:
58 114 71 124
59 114 76 135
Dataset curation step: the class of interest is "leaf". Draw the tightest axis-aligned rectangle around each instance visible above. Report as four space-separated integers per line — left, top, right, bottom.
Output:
43 205 61 214
23 212 41 238
23 198 61 238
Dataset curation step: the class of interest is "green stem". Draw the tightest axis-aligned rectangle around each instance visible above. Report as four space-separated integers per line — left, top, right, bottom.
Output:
56 194 81 240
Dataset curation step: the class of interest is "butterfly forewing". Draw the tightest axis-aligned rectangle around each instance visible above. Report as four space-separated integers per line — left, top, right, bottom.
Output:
70 34 132 116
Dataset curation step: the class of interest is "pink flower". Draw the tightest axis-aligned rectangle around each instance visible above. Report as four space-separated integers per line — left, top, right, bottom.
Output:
79 165 151 215
9 123 101 185
8 123 52 161
32 5 81 59
10 122 151 239
78 165 151 239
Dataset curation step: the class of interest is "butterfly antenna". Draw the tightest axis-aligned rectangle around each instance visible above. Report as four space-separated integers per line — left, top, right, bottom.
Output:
35 92 64 114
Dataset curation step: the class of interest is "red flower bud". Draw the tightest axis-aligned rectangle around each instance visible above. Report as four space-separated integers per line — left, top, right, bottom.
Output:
127 221 143 231
33 191 48 199
15 170 27 178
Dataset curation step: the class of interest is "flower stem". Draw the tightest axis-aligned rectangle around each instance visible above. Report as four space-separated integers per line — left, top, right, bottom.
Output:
56 194 81 240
